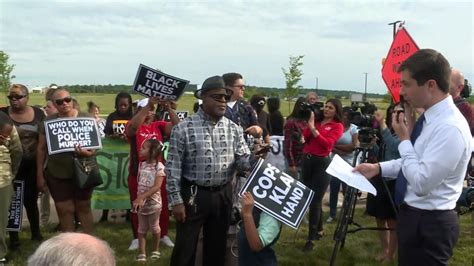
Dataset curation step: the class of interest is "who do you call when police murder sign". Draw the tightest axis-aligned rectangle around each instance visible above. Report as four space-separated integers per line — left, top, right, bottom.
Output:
240 159 315 229
44 117 102 155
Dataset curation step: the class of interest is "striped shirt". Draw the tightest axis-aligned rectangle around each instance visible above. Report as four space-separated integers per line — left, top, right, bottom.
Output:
166 108 251 206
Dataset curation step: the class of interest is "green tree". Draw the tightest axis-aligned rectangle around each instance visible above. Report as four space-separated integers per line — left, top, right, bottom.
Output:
0 51 15 93
282 55 304 112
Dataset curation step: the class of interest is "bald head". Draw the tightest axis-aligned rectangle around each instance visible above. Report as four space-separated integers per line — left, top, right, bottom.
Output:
28 233 115 266
450 68 465 98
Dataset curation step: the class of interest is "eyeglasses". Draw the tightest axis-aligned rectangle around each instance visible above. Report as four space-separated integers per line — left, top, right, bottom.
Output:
233 85 245 89
7 94 27 100
55 96 72 106
208 93 231 102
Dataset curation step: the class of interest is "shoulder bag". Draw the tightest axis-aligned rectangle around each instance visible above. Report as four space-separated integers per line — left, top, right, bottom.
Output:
73 155 103 189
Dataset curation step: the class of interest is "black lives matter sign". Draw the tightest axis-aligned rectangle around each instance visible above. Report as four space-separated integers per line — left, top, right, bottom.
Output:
132 64 189 101
240 159 315 229
45 118 102 155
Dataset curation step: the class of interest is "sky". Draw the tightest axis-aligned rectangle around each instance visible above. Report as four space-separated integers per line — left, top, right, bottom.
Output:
1 0 473 95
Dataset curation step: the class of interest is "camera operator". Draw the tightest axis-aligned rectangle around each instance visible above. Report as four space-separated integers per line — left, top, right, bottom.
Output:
283 97 309 179
301 99 344 252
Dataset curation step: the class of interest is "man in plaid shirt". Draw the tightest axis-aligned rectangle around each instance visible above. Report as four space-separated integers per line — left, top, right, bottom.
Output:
166 75 254 266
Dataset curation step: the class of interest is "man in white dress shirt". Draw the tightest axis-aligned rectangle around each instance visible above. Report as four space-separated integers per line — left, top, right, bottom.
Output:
355 49 471 265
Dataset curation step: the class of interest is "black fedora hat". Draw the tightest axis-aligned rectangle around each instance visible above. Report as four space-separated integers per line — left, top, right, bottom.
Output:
194 75 233 99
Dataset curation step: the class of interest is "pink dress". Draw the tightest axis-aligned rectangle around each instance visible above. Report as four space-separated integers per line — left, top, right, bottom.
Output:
137 161 164 215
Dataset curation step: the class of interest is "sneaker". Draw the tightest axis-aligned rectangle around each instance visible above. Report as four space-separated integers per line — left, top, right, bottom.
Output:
326 216 335 223
160 235 175 247
128 239 139 250
136 254 146 262
150 251 161 260
303 241 314 252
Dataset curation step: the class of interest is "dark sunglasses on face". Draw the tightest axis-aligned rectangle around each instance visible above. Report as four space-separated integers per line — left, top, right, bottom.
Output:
7 94 27 100
55 96 72 106
208 93 231 102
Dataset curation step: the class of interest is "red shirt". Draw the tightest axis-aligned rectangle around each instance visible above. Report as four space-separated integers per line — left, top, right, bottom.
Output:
126 121 168 176
302 120 343 157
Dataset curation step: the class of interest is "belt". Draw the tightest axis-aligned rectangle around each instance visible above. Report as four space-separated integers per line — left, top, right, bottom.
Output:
400 203 455 213
305 153 329 159
182 178 230 192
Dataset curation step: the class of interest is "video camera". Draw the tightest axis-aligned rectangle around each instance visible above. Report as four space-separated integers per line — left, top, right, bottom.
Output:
461 79 471 98
346 102 378 146
300 101 324 119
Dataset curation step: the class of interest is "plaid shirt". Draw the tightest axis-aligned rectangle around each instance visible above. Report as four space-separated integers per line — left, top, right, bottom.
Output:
166 109 251 206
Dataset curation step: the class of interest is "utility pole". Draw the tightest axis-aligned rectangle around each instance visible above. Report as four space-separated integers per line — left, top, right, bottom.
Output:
316 77 318 90
364 72 368 101
388 20 402 39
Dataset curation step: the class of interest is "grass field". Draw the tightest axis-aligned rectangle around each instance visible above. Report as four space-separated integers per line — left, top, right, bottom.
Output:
6 206 474 265
3 91 470 265
0 91 390 118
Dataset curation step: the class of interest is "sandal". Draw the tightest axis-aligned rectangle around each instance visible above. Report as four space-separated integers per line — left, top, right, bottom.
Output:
150 251 161 260
136 254 146 262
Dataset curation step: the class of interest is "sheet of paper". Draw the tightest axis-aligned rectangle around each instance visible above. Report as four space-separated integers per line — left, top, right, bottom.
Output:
325 154 377 196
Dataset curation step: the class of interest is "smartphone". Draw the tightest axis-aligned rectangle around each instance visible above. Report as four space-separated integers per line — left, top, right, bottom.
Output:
396 95 405 123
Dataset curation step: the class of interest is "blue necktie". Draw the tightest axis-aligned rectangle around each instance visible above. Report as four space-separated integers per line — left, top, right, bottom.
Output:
394 113 425 205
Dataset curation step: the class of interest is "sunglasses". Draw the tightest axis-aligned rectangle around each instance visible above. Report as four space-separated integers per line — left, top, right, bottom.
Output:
55 96 72 106
7 94 27 100
233 85 245 89
208 93 231 102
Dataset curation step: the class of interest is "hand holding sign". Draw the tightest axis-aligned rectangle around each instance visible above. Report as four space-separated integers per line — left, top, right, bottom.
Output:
74 144 95 157
240 192 255 218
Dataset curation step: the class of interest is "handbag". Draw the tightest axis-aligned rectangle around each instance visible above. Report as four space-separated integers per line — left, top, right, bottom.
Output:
73 155 103 189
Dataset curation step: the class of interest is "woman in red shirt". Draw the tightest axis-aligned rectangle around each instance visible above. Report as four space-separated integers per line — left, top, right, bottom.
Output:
301 98 344 252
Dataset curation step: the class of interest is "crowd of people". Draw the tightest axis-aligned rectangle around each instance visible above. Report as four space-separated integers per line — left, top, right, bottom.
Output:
0 48 473 265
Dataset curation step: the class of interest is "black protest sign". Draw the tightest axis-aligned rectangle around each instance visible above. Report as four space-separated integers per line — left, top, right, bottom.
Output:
7 180 24 232
240 159 315 229
112 119 129 136
132 64 189 101
45 117 102 155
162 111 188 122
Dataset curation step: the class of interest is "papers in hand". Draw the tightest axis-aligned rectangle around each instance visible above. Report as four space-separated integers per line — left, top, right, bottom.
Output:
325 154 377 196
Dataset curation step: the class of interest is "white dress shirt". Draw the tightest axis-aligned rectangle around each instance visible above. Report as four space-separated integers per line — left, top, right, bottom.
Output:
381 96 472 210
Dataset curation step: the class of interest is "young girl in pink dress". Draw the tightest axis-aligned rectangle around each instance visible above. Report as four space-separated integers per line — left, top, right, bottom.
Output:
133 139 165 262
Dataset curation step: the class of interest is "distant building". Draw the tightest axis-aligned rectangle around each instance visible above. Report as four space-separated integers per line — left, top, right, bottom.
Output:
29 86 48 94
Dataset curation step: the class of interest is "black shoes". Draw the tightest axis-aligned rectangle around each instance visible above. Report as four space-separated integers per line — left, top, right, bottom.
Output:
303 240 314 252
